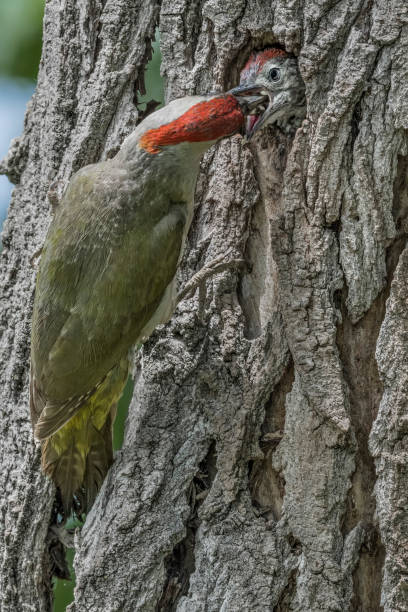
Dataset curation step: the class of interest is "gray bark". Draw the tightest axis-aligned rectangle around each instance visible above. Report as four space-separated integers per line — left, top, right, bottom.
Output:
1 1 408 611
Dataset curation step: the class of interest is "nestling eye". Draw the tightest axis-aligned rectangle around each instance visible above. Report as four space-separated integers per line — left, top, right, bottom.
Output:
268 67 281 82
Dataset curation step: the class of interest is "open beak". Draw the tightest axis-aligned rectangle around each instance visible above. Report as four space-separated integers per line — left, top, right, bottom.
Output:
229 83 286 139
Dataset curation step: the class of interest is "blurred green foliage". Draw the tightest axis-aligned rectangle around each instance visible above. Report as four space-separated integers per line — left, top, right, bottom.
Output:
113 376 135 450
0 0 45 79
138 34 164 108
53 548 76 610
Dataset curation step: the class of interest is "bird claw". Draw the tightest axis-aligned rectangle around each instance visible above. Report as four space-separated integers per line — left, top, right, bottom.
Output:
30 247 43 268
177 251 246 317
47 178 65 211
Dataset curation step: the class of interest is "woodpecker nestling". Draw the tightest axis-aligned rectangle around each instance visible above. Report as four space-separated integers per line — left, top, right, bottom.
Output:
232 48 306 137
30 49 304 517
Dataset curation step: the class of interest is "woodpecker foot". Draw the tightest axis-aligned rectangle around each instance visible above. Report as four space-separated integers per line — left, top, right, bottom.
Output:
30 247 43 268
47 178 65 211
177 252 246 311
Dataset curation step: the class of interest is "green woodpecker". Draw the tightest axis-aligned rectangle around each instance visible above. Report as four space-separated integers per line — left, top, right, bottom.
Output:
30 49 304 516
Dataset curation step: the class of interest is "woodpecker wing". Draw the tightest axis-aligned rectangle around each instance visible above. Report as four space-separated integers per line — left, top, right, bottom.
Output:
31 160 186 439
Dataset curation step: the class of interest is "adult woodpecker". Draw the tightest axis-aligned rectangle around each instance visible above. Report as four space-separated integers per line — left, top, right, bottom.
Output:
30 49 304 517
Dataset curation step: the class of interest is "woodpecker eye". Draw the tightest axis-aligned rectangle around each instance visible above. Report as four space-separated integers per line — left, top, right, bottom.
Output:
268 67 281 82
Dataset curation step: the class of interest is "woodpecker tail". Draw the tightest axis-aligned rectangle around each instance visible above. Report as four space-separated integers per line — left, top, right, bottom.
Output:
37 360 128 518
41 408 116 517
83 408 115 512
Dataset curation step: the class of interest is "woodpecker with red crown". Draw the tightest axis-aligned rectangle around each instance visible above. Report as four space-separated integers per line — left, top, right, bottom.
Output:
30 48 305 517
233 47 306 136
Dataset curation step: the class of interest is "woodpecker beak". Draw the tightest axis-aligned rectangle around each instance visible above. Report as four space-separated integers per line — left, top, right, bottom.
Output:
229 84 297 139
229 84 272 139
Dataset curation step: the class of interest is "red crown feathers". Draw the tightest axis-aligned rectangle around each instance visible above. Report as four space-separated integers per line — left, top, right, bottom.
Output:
240 48 288 83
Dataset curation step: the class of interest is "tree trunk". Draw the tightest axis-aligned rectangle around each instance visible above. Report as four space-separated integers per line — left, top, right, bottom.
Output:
1 1 408 610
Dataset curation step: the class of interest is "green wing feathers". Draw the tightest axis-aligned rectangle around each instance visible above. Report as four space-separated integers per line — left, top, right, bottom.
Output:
30 161 186 517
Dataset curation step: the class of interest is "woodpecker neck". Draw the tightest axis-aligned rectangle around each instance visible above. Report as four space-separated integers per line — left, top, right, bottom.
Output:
115 95 244 204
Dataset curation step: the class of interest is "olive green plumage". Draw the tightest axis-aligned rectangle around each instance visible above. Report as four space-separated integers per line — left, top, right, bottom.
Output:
29 93 248 517
29 61 302 515
30 151 189 516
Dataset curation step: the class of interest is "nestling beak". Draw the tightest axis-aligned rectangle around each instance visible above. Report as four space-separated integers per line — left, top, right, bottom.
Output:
229 84 273 139
229 83 293 139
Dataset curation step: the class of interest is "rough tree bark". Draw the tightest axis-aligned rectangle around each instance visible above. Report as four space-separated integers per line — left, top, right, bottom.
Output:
1 0 408 610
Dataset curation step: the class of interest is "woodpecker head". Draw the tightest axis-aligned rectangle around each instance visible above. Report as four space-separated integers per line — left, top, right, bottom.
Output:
133 90 268 158
230 48 306 138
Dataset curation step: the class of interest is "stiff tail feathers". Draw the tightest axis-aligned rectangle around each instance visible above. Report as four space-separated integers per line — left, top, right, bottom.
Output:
83 416 114 512
41 411 115 519
33 360 128 519
42 437 86 517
